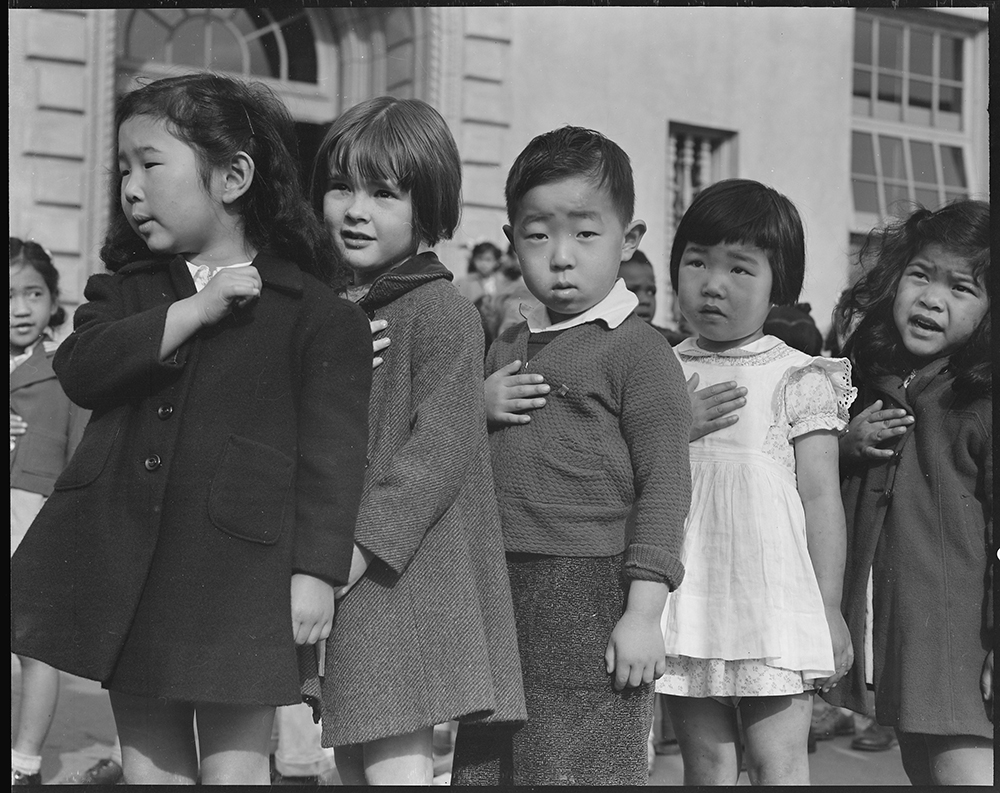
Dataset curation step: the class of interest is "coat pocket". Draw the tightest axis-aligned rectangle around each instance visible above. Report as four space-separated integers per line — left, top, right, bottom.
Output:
209 434 294 545
18 428 67 480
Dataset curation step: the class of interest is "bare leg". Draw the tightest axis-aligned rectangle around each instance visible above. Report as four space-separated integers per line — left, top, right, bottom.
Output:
739 693 812 785
663 695 742 785
334 744 368 786
364 727 434 785
13 656 60 756
109 691 198 784
196 702 275 785
903 732 993 786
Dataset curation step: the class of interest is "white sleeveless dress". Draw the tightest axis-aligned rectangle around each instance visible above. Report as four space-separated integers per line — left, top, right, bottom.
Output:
656 336 856 698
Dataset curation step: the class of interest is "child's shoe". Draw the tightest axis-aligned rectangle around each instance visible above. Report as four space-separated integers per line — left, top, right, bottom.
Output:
850 722 897 752
12 769 41 786
61 757 124 784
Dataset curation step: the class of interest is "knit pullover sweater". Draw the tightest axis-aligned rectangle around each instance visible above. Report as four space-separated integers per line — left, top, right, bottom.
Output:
486 314 691 588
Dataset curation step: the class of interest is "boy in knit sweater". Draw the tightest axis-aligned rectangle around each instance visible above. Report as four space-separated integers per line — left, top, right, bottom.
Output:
451 126 692 785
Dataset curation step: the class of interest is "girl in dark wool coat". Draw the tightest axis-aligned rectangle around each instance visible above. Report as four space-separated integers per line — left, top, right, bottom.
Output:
10 74 373 785
828 200 992 785
309 96 526 785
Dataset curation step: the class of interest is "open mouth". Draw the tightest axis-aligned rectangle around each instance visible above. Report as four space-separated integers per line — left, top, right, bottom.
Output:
910 315 943 333
342 230 374 243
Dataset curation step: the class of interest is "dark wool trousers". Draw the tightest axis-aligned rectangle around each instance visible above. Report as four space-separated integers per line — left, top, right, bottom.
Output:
452 553 653 785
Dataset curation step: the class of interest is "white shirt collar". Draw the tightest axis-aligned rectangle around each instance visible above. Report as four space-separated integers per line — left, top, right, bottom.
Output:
525 279 639 333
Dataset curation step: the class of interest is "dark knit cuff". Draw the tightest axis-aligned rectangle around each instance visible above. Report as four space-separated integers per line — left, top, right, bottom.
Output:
624 543 685 590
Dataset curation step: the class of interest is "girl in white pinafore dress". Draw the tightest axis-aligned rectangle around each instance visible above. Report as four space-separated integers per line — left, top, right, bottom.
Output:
656 180 856 786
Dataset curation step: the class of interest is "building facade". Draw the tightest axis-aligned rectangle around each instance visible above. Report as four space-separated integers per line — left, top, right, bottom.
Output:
8 6 989 333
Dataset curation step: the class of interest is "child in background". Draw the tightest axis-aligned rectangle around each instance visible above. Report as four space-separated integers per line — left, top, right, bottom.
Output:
657 179 855 785
10 238 90 786
828 200 992 785
309 96 525 785
452 126 692 785
456 240 503 307
10 74 373 785
763 302 824 357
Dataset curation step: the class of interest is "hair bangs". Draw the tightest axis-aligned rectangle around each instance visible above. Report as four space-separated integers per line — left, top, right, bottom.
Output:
327 119 415 193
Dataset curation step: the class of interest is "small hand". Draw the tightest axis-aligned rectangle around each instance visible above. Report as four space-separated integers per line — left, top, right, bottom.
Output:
10 412 28 437
290 573 336 646
839 400 914 460
370 319 390 369
485 360 550 428
982 650 993 722
605 610 667 691
688 373 747 442
816 606 854 693
194 265 262 327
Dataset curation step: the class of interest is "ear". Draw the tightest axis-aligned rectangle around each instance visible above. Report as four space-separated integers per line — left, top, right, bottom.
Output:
502 224 515 250
620 218 646 262
220 151 255 205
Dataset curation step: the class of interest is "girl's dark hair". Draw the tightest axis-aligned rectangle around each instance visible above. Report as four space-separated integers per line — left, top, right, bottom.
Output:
505 125 634 226
837 199 990 399
623 249 652 267
764 302 823 356
669 179 805 306
310 96 462 248
467 241 502 274
10 237 66 328
101 73 337 284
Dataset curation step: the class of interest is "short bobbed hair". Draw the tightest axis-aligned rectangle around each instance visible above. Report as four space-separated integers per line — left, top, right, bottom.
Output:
669 179 805 306
505 126 634 226
102 73 332 282
10 237 65 328
468 241 502 274
310 97 462 247
838 199 990 399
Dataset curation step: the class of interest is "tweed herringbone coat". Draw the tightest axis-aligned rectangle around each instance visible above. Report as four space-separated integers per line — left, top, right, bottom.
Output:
318 253 527 746
11 253 372 705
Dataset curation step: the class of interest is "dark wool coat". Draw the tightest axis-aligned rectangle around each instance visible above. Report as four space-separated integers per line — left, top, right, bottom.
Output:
318 253 527 746
10 341 90 496
11 253 372 706
825 358 993 738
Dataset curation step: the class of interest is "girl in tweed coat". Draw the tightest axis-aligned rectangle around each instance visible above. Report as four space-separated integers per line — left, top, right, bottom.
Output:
310 97 526 784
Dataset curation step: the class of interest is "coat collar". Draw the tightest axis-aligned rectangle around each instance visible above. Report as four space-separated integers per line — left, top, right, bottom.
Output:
10 342 57 391
356 252 453 314
122 251 305 298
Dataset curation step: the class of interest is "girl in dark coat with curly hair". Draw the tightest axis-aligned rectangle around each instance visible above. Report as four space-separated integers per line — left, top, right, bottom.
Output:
828 200 992 785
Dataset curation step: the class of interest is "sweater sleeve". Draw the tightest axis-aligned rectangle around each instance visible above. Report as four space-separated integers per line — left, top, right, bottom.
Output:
53 272 187 410
291 296 373 585
620 333 691 589
355 293 489 576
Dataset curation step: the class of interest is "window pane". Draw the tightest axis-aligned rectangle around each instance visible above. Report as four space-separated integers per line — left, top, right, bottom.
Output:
908 79 932 110
127 11 167 62
877 74 902 104
852 179 880 214
878 23 903 70
938 84 962 114
207 20 243 73
944 191 967 205
909 141 935 183
852 131 876 176
914 187 939 209
885 183 911 215
939 35 963 81
173 19 207 68
940 146 967 188
909 29 933 75
879 136 906 181
853 68 871 99
854 16 873 65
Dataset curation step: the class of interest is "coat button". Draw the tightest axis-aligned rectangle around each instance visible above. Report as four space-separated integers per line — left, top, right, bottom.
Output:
144 454 162 471
157 403 174 420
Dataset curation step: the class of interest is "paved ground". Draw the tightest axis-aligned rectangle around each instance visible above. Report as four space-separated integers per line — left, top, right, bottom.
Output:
13 658 910 785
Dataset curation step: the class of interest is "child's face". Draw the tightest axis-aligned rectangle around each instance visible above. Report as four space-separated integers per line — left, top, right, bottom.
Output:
892 244 988 362
506 176 638 320
676 241 774 352
323 169 418 285
117 115 233 265
9 264 56 355
619 261 657 322
472 251 499 277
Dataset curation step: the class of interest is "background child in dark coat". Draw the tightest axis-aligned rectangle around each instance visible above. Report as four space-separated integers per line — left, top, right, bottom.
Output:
829 200 992 785
10 73 372 785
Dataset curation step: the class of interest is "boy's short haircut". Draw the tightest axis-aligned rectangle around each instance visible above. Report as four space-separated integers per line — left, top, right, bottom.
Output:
505 126 634 226
668 179 805 306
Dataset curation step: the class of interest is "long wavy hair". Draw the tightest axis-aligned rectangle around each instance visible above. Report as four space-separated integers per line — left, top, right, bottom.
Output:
100 73 338 285
837 200 990 399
